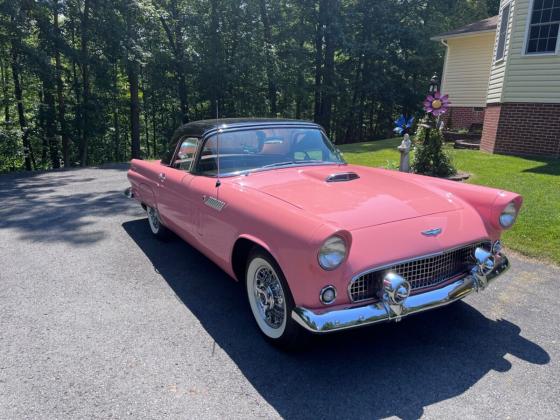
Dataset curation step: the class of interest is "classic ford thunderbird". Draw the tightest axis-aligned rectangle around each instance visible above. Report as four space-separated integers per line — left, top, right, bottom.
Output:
126 118 522 347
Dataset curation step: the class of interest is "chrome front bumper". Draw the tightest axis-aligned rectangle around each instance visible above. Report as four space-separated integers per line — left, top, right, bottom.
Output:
292 251 510 334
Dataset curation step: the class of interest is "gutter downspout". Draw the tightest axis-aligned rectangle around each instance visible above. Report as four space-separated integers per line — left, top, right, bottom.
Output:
440 39 449 96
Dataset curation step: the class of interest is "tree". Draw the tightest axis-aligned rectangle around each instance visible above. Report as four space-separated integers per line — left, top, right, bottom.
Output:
258 0 277 116
53 0 71 167
78 0 91 166
7 7 34 170
156 0 190 124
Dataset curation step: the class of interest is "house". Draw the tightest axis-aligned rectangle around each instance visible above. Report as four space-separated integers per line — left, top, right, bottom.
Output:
432 0 560 158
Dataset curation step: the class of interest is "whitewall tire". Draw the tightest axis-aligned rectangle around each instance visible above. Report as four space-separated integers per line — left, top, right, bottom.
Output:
146 206 169 239
245 248 307 348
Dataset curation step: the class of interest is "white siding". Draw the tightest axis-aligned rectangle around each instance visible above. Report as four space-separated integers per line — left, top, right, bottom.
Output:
487 0 516 103
502 0 560 103
441 33 495 107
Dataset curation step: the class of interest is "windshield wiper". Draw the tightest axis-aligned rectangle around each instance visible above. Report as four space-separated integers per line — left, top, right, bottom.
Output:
240 160 342 176
261 161 297 168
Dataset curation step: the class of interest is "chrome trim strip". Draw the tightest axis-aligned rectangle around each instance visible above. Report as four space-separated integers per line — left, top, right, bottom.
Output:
293 253 509 334
347 239 491 303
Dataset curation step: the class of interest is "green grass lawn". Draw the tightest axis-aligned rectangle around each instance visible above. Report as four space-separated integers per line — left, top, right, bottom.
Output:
339 138 560 265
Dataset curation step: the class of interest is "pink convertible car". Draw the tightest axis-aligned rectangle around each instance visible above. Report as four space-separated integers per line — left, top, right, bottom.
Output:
126 119 522 347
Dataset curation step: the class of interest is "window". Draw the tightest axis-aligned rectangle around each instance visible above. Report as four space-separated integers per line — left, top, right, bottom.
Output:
496 3 511 61
173 137 199 171
526 0 560 54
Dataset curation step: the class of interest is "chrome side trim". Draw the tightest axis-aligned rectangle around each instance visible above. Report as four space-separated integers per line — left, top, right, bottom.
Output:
292 253 509 334
204 196 227 211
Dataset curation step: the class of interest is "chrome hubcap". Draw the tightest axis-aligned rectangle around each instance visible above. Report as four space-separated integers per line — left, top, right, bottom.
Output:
148 207 160 232
254 266 285 329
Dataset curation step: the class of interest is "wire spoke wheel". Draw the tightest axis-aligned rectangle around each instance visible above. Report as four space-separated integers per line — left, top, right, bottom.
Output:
147 206 160 234
254 266 285 330
246 256 288 339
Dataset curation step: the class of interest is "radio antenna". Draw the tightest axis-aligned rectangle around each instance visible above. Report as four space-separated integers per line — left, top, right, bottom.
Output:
215 100 221 191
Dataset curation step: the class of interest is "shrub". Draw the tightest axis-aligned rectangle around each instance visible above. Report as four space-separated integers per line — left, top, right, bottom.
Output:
411 122 456 177
0 126 24 172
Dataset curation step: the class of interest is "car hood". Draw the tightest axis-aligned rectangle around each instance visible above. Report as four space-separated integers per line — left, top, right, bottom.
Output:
232 165 463 231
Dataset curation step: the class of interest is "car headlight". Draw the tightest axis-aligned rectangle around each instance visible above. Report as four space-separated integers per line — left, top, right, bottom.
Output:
499 202 518 228
318 236 347 270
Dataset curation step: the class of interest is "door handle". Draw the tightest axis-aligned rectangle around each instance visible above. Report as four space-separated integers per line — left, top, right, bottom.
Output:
158 173 166 182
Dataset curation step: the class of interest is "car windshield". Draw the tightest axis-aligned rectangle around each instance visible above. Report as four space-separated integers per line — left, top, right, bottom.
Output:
195 127 345 176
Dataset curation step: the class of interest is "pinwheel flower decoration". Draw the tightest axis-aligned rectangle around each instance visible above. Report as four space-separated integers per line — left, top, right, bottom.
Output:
423 92 450 116
394 115 414 135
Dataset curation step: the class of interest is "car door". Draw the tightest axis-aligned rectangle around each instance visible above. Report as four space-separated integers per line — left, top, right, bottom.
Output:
156 137 200 239
186 133 237 265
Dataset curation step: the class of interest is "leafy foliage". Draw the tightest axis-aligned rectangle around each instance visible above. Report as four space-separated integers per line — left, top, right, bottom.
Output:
411 121 456 177
0 125 24 170
0 0 499 172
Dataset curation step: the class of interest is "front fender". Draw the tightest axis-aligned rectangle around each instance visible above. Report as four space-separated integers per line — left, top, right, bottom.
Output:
387 170 523 239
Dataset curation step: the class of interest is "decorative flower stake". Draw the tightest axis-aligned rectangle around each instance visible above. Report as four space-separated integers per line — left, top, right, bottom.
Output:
394 115 415 136
423 92 450 117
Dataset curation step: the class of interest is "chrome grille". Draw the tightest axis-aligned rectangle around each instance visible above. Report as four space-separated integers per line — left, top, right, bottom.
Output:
349 241 490 303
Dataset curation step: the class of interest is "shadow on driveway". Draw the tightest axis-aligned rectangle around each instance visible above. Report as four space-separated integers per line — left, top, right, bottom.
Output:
123 218 549 419
0 165 136 245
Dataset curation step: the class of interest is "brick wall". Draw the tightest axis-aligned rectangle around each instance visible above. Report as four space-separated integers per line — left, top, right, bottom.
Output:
481 102 560 158
443 106 486 130
480 104 501 152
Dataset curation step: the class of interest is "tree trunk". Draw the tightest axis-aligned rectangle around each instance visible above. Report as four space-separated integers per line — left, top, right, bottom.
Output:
259 0 277 116
344 52 364 143
43 79 59 168
313 3 324 124
39 88 48 163
209 0 220 112
159 3 189 124
10 34 34 171
151 100 157 157
113 107 120 162
37 13 60 169
70 24 81 158
142 82 150 157
1 58 10 123
79 0 91 167
127 61 141 160
125 3 141 160
295 15 305 120
319 0 337 135
53 0 70 167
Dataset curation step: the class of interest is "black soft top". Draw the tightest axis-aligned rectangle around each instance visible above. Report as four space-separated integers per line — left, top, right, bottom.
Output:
161 118 322 165
174 118 321 138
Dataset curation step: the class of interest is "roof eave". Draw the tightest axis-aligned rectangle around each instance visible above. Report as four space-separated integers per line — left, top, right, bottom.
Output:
431 29 496 42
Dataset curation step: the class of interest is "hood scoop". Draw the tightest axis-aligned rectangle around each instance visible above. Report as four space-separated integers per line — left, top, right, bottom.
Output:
325 172 360 183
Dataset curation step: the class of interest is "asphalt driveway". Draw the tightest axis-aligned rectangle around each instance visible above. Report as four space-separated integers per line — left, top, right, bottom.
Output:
0 165 558 419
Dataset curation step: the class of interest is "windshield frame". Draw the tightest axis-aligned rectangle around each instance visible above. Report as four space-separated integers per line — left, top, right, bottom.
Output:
190 125 347 178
